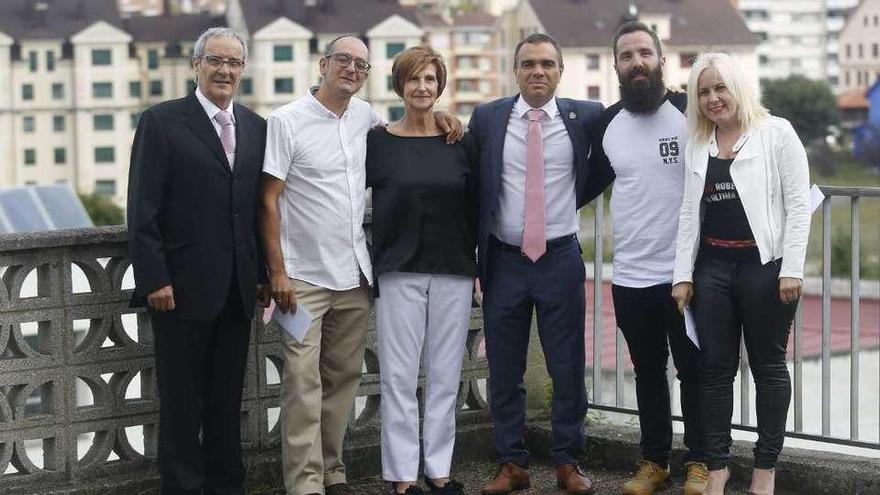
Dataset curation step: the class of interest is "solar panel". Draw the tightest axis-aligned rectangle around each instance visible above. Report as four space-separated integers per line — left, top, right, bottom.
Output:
0 185 94 234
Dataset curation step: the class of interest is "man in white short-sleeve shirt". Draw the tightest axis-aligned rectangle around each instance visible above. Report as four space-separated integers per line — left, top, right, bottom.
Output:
261 35 461 495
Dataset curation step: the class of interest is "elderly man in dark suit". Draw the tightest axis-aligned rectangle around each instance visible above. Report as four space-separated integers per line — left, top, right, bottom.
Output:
127 27 270 495
467 33 605 495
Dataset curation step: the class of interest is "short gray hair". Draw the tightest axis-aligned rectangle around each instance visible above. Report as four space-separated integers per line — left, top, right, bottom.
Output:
192 27 248 63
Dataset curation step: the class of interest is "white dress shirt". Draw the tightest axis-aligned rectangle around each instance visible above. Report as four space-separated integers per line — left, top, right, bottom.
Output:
495 96 578 245
263 90 383 290
195 87 235 166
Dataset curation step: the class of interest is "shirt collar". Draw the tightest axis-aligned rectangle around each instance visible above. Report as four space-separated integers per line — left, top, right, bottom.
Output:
195 87 235 123
514 95 559 119
306 85 347 120
708 125 752 157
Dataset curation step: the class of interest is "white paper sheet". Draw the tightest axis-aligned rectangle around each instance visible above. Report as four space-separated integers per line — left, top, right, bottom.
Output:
810 184 826 213
272 305 313 344
684 307 700 350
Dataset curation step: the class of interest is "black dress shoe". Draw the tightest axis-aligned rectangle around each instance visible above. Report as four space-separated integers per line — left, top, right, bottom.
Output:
326 483 355 495
388 482 426 494
425 478 465 494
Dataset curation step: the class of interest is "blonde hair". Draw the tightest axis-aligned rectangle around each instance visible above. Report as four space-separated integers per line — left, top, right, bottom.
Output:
686 52 768 143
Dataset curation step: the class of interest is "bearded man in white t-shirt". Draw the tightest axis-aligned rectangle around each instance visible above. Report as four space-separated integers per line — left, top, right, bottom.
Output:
587 21 708 495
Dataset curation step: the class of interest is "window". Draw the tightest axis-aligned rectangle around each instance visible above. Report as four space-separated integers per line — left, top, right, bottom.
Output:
240 78 252 96
149 80 163 96
22 116 35 133
755 32 768 42
859 44 864 58
274 44 294 62
274 77 294 94
456 79 478 92
92 82 113 98
54 148 66 165
53 115 65 132
586 85 600 100
759 55 769 66
22 84 34 100
129 81 142 98
388 106 405 121
94 180 116 196
457 103 476 115
46 50 55 71
874 44 879 58
845 71 851 86
386 42 405 59
387 75 394 92
147 48 159 69
846 44 851 58
52 83 64 100
24 149 36 166
93 114 114 131
92 48 112 66
131 112 141 129
28 51 37 72
586 54 600 71
679 53 697 68
94 147 115 163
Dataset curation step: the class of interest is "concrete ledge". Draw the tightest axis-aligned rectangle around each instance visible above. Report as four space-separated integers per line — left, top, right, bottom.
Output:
527 421 880 495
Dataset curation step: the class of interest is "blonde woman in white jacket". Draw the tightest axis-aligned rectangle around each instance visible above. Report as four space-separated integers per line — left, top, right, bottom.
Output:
671 53 811 495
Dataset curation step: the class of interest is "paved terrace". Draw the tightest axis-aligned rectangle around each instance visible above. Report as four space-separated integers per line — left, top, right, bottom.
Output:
1 227 878 494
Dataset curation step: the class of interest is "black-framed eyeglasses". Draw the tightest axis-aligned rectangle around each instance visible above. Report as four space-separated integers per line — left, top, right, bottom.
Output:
202 55 245 70
325 52 371 74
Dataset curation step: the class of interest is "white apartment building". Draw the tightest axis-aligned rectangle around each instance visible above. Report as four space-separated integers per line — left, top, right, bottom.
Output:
736 0 863 91
0 0 505 206
838 0 880 91
499 0 759 106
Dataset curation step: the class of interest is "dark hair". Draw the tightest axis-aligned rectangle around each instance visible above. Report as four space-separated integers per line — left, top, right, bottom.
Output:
513 32 563 68
391 46 447 98
612 21 663 61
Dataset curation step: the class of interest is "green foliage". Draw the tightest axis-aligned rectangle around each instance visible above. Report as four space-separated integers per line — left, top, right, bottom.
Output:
761 75 839 144
79 193 124 226
828 227 880 279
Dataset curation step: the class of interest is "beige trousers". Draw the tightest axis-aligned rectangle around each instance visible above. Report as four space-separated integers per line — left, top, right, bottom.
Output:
280 278 370 495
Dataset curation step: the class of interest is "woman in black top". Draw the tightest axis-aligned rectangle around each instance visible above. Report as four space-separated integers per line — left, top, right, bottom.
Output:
671 53 810 495
366 46 476 495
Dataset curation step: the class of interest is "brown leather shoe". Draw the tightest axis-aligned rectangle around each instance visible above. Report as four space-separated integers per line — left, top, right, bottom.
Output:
556 463 595 495
481 462 530 494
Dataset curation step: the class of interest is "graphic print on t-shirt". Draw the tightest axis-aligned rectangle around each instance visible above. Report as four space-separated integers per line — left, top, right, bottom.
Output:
703 178 739 203
658 135 680 165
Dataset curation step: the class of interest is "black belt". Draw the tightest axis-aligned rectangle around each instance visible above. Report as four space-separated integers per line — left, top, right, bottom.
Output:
490 233 577 255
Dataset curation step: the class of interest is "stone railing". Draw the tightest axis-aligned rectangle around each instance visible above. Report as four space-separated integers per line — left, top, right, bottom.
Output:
0 226 490 491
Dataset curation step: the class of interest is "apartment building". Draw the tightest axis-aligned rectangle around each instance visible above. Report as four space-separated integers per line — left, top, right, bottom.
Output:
838 0 880 91
0 0 505 205
736 0 863 91
498 0 758 106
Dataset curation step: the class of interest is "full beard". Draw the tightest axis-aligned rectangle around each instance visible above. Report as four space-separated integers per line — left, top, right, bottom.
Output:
619 65 666 114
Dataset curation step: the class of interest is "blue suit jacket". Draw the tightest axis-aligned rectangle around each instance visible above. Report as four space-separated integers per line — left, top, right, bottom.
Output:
467 95 605 288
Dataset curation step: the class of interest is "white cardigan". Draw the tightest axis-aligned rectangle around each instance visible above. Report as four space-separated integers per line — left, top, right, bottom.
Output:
672 116 811 284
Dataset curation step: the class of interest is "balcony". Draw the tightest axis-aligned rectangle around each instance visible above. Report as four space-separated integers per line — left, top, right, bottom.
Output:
0 185 878 493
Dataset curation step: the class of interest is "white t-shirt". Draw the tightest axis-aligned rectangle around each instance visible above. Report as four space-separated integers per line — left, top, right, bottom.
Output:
263 90 382 290
593 92 688 288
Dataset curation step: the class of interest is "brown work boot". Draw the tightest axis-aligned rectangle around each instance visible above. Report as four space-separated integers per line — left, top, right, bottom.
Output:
683 461 709 495
622 460 670 494
481 462 530 494
555 463 595 494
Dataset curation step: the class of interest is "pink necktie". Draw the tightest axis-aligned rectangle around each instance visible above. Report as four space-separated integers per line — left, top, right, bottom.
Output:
215 110 235 168
522 108 546 262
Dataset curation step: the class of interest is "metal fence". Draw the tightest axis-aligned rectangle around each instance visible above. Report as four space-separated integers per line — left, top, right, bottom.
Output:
585 185 880 451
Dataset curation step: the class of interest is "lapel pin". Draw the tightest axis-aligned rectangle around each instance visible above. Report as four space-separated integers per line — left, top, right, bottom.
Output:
569 112 576 119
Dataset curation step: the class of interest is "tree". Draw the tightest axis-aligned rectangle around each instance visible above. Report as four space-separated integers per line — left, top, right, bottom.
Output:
79 193 124 226
761 75 839 145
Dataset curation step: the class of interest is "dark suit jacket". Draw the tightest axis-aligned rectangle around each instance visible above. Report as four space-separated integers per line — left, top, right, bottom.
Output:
467 95 605 288
127 93 267 321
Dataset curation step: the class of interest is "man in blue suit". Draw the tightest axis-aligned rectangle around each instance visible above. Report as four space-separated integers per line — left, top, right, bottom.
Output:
468 33 607 495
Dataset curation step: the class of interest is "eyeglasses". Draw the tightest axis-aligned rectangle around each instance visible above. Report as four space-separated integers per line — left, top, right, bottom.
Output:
202 55 245 70
326 52 371 74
